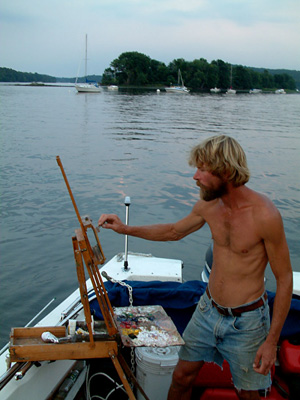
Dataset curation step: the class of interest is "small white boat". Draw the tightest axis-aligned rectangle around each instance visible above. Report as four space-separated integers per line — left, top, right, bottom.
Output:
75 35 101 93
165 69 190 93
275 89 286 94
210 87 221 93
226 65 236 94
226 88 236 95
165 86 190 94
75 83 101 93
107 85 118 91
249 89 262 94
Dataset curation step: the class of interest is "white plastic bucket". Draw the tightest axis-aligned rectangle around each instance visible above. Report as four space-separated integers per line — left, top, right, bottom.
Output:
135 346 179 400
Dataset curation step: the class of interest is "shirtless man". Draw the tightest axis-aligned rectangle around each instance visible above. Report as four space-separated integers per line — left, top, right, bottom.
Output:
98 135 293 400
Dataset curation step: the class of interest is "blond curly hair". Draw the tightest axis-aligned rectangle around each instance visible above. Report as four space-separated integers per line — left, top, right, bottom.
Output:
189 135 250 187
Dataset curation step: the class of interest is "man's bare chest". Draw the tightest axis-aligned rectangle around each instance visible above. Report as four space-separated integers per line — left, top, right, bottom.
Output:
205 207 260 253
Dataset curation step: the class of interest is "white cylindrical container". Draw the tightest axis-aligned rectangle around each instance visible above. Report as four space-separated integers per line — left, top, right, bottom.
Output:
135 346 179 400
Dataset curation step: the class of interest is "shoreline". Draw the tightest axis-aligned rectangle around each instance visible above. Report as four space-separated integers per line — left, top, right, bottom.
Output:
1 82 299 94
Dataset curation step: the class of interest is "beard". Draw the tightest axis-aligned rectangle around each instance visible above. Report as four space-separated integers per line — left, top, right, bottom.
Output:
199 182 227 201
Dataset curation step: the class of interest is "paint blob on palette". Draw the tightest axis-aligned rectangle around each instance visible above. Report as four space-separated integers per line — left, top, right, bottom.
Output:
114 305 184 347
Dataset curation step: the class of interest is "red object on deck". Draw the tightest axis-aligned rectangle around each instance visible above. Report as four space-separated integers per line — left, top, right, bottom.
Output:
279 339 300 374
193 361 233 387
200 388 238 399
200 385 287 400
193 361 280 399
193 361 275 388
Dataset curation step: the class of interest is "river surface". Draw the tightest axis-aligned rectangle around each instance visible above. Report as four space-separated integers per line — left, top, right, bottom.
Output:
0 85 299 348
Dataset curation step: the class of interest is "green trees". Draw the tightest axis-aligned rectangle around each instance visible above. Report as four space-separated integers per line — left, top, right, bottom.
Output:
102 52 296 91
248 70 262 89
149 59 169 84
113 52 151 85
274 73 295 90
102 51 175 86
211 60 230 89
234 66 251 90
186 59 209 89
102 51 153 85
261 70 274 89
0 67 56 83
1 55 297 90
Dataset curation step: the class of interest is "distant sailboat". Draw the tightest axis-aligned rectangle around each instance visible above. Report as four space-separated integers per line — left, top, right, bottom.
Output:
165 69 190 93
107 85 118 91
226 65 236 94
249 89 262 94
75 35 101 93
275 89 286 94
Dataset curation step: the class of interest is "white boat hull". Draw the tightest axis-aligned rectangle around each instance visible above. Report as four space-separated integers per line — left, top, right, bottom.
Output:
107 85 118 91
166 69 190 93
0 253 182 399
165 86 190 93
75 84 101 93
1 249 300 399
249 89 262 94
275 89 286 94
293 271 300 296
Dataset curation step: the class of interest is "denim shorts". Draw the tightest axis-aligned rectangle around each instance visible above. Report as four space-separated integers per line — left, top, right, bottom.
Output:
178 288 271 391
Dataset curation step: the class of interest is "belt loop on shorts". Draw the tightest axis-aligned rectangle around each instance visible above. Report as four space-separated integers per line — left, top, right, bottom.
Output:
262 291 268 306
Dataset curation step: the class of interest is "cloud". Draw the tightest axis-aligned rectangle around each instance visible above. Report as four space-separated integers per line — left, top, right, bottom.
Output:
0 0 299 76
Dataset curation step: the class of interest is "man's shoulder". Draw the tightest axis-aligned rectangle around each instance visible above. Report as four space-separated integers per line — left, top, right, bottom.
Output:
249 189 281 224
249 188 275 207
243 187 274 207
193 198 219 215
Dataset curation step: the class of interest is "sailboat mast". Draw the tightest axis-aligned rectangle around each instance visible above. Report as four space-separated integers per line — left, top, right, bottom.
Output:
85 34 88 79
178 69 184 87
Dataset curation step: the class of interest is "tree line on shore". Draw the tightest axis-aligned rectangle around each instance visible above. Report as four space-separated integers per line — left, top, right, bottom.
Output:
102 52 296 91
1 52 298 91
0 68 57 83
0 67 102 85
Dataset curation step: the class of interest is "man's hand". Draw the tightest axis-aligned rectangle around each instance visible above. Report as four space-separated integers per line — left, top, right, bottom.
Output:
98 214 125 234
253 341 277 375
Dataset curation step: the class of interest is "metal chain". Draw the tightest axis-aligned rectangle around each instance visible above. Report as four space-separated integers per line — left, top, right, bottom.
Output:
103 273 135 376
130 347 135 377
110 278 133 307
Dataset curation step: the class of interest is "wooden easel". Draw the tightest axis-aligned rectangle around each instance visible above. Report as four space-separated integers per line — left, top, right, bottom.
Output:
56 156 149 400
8 158 149 399
72 231 139 400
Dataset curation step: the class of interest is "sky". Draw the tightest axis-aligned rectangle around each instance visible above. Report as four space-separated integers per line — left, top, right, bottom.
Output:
1 0 299 78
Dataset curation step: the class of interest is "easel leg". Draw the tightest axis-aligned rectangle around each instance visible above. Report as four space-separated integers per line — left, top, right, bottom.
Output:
72 235 148 399
109 350 137 400
72 237 94 344
117 353 150 400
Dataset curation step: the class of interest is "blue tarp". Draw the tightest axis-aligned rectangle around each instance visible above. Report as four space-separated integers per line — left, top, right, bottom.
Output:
90 280 300 339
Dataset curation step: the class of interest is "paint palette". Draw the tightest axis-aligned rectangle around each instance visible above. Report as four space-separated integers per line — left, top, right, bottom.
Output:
114 305 184 347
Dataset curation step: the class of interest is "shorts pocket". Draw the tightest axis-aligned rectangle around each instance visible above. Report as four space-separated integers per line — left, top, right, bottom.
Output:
198 294 210 313
232 307 269 333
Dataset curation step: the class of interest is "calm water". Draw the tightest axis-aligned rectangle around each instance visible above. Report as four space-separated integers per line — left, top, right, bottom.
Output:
0 85 299 348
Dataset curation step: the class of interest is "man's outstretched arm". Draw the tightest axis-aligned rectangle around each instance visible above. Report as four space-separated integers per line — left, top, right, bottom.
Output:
98 202 206 242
